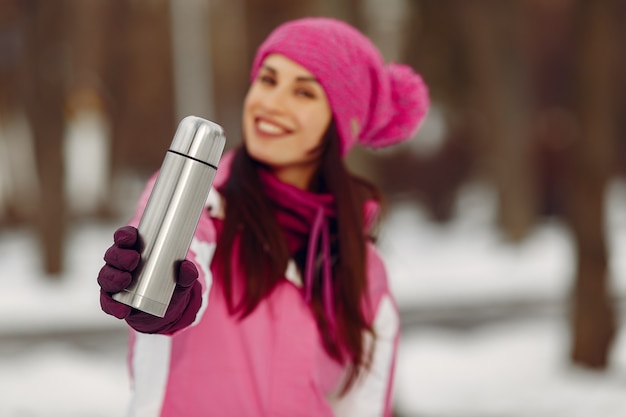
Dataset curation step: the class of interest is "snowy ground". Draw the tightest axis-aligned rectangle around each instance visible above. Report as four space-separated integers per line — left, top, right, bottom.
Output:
2 181 626 417
385 181 626 417
2 109 626 416
0 222 131 417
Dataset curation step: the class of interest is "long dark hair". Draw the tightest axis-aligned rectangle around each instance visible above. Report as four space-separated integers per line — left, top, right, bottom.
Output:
214 122 383 393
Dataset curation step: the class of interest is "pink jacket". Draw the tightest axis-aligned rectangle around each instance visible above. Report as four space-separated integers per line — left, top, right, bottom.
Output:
123 175 400 417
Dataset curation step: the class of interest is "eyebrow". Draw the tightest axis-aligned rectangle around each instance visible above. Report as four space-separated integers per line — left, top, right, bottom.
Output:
261 64 319 83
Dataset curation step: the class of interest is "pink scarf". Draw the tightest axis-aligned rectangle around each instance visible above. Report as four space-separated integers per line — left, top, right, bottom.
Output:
258 168 338 330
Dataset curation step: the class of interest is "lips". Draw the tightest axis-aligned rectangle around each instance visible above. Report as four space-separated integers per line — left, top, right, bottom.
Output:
254 117 292 136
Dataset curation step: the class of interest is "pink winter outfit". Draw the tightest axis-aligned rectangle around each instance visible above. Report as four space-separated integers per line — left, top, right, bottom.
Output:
99 16 429 417
123 152 400 416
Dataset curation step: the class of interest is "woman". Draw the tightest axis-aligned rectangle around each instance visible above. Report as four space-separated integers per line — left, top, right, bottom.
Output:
98 17 429 417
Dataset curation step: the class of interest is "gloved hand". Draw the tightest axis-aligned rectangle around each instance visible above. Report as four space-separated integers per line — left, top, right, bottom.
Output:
98 225 203 334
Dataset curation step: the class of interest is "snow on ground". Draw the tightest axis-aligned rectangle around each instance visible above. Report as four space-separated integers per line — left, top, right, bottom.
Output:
382 179 626 309
396 318 626 417
0 224 123 335
0 338 130 417
384 180 626 416
0 222 131 417
2 182 626 416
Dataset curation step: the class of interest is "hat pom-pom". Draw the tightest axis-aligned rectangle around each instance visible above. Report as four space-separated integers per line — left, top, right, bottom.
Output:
367 63 430 149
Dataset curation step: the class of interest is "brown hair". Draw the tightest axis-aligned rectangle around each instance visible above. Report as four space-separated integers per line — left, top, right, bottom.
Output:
214 122 382 393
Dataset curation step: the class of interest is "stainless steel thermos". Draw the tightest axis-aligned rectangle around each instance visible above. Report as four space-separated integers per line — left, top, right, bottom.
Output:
112 116 226 317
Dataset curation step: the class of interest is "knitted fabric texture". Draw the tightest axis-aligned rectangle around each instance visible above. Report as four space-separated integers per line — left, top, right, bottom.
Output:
250 17 430 156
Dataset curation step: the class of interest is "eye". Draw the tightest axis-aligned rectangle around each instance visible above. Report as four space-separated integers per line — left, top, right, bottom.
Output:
295 88 315 99
258 73 276 86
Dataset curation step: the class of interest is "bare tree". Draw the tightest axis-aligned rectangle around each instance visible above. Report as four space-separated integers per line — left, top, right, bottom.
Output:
566 0 619 368
0 1 38 226
206 0 249 145
458 0 537 241
21 0 69 275
401 0 621 369
106 0 177 177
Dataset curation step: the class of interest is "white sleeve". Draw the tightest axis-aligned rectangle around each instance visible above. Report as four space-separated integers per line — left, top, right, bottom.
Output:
186 236 215 328
126 333 172 417
329 295 400 417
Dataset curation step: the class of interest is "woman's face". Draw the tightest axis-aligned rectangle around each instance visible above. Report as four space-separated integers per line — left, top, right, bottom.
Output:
243 54 332 189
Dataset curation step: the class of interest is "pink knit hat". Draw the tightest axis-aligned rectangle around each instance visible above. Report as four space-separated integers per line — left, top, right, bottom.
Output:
250 17 430 156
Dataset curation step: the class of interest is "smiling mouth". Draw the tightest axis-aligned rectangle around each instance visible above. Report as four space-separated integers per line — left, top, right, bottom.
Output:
255 118 291 136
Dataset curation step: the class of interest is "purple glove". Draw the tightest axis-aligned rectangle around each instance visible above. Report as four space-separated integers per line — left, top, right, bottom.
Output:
98 226 203 334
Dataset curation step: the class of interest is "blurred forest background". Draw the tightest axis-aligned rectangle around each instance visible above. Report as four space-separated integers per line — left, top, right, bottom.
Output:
0 0 625 385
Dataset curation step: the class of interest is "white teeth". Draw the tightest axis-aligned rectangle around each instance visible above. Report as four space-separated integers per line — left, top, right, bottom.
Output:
257 120 286 135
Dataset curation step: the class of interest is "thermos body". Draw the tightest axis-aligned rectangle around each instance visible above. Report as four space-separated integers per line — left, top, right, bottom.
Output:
112 116 226 317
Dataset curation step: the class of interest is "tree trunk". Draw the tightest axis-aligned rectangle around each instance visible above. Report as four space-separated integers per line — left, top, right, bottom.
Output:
64 0 120 220
65 0 118 113
207 0 249 146
568 0 618 368
21 0 68 276
242 0 320 62
0 1 24 117
107 0 176 176
0 1 39 226
458 0 537 241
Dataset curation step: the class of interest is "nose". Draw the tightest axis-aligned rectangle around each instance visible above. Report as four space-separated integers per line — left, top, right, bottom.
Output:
260 85 288 113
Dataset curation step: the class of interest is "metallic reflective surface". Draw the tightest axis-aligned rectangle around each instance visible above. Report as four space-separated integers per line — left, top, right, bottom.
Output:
112 116 225 317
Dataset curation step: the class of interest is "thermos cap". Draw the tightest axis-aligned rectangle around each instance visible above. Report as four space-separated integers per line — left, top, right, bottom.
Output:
170 116 226 167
